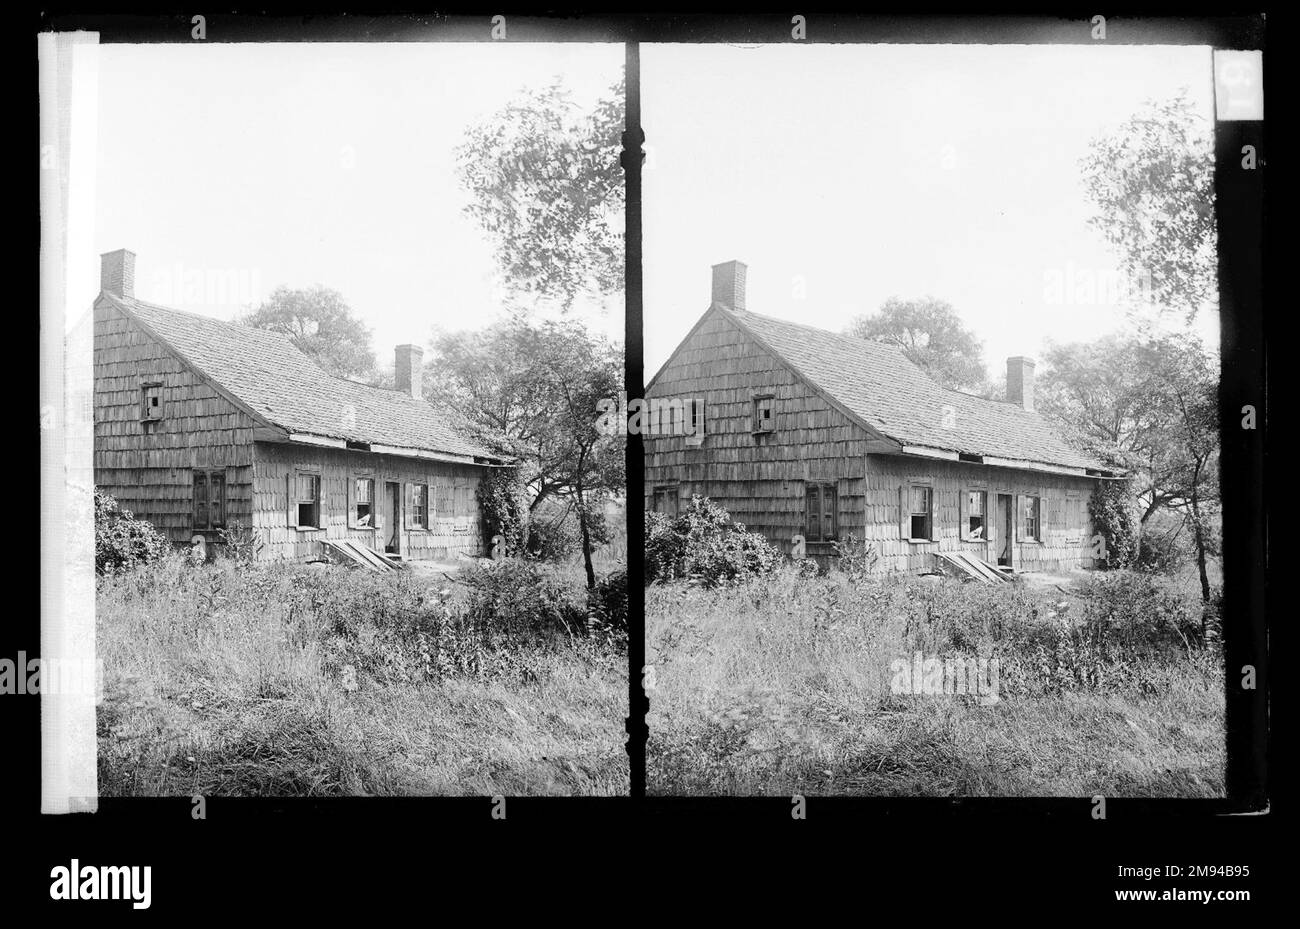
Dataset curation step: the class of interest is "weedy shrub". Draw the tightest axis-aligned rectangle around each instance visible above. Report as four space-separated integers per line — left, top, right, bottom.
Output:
644 495 782 587
95 490 170 574
587 568 629 638
458 558 589 640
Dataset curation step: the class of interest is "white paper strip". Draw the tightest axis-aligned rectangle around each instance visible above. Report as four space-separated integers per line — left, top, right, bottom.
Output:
39 30 100 815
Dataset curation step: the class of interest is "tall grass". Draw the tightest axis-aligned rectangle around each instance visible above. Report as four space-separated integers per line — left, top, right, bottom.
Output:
98 555 628 796
647 566 1224 797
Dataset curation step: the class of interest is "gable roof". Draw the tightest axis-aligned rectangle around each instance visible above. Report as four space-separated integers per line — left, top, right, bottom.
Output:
101 292 500 464
658 303 1113 475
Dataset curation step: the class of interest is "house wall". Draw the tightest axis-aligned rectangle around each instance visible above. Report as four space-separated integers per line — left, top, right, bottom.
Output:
864 455 1098 573
644 309 873 554
645 308 1100 574
92 298 256 544
251 442 486 563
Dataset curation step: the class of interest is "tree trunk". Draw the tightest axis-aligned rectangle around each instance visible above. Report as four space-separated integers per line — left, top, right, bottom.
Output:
1189 473 1211 633
576 483 596 590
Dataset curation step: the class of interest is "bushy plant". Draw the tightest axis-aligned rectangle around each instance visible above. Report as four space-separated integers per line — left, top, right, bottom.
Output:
458 558 589 640
476 467 529 556
644 496 782 587
94 490 170 575
1088 479 1138 569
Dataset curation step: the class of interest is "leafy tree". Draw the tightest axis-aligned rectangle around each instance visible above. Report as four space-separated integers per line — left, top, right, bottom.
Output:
846 296 989 393
1039 332 1219 603
426 318 624 587
1081 90 1217 323
242 285 377 381
456 76 625 312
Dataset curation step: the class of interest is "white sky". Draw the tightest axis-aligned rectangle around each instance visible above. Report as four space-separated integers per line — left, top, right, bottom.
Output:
95 42 624 365
642 44 1219 382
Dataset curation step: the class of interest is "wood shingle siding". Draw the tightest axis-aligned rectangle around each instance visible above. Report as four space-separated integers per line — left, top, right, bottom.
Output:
90 252 501 563
92 299 256 543
252 443 484 562
645 275 1113 575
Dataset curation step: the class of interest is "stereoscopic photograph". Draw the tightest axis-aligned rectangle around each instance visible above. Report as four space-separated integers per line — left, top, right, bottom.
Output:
641 43 1226 797
70 40 628 797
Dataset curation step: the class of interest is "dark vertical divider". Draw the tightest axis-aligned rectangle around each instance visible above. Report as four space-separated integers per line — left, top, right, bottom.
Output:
622 42 647 797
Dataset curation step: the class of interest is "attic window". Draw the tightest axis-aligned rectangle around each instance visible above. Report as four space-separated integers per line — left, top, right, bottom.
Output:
958 452 983 463
753 395 775 433
685 398 706 445
141 381 164 422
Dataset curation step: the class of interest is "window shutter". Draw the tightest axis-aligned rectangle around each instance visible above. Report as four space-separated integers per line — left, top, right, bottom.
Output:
287 473 295 528
404 483 413 529
211 472 225 528
899 483 909 539
1039 492 1048 542
347 476 355 528
929 486 940 541
958 488 968 541
194 472 208 530
1014 494 1023 542
314 475 324 529
987 495 998 546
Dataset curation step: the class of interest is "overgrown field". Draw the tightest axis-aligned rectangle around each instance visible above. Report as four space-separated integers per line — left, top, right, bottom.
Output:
98 556 628 796
647 565 1224 797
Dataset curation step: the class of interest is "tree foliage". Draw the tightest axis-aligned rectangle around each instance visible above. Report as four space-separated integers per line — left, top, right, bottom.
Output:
426 318 624 586
846 296 989 393
242 285 378 381
456 76 625 311
1041 332 1218 600
1081 90 1217 322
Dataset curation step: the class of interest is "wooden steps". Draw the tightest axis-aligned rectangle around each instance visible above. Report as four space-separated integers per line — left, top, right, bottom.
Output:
934 550 1015 584
320 538 405 572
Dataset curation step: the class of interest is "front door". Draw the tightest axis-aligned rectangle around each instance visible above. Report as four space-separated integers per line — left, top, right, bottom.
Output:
384 481 401 554
996 494 1013 567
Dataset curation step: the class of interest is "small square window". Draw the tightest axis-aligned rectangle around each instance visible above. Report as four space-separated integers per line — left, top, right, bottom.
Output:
142 382 164 421
753 395 775 433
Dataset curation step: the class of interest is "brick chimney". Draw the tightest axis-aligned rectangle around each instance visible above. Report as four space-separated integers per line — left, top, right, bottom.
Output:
395 344 424 400
100 248 135 297
1007 356 1035 411
711 260 747 311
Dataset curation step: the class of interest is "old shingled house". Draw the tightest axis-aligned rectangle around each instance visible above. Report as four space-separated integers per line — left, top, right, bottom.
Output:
92 249 504 562
644 260 1121 574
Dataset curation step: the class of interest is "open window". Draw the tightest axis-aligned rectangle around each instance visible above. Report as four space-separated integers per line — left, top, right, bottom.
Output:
804 482 838 543
289 470 322 530
961 489 988 541
901 482 936 542
752 394 775 433
351 476 375 528
192 470 225 530
141 381 164 422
